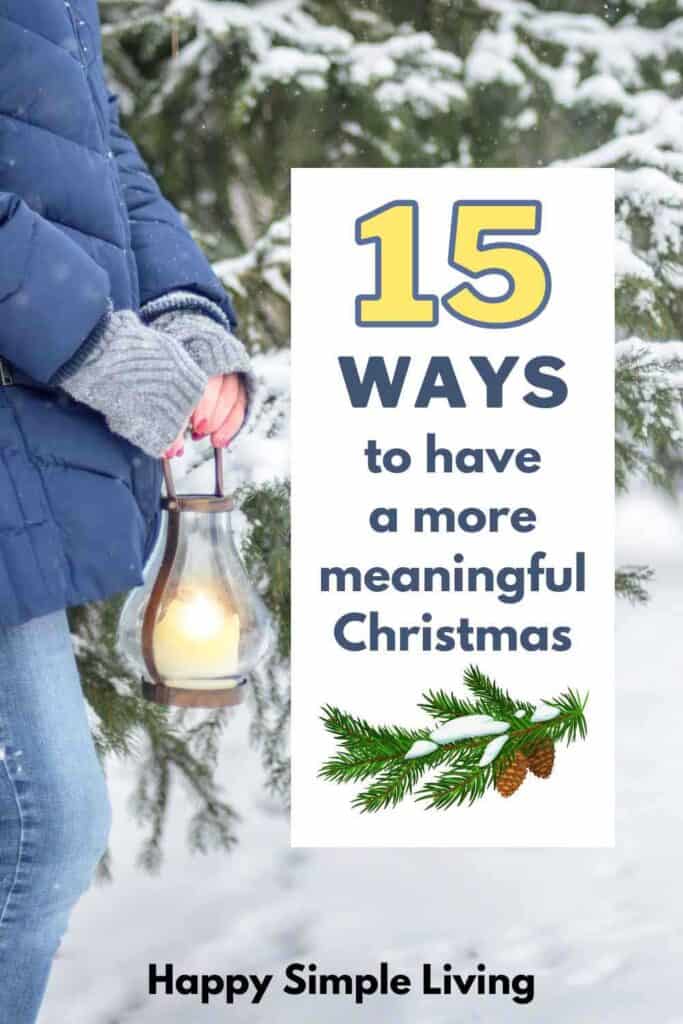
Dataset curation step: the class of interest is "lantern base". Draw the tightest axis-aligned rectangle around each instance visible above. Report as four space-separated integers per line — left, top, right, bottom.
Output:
141 678 247 708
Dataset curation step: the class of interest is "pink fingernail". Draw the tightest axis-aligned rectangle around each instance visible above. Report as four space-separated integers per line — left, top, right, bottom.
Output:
196 419 208 436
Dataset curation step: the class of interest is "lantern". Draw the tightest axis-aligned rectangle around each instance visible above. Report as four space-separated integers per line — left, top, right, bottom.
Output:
117 447 272 707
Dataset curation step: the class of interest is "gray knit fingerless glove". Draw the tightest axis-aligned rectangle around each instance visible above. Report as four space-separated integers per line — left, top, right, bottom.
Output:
141 291 255 396
53 308 208 457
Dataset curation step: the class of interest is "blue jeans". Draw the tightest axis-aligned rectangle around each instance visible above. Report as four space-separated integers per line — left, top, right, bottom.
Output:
0 610 111 1023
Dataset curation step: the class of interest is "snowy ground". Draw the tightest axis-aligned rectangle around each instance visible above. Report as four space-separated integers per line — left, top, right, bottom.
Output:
41 485 683 1023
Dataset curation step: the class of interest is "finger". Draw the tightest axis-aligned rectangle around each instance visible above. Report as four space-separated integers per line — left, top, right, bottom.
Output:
191 376 223 437
211 389 247 448
205 373 240 435
163 417 189 458
163 421 188 459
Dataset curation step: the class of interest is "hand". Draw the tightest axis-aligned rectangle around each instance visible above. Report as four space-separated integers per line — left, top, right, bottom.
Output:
191 373 248 448
162 373 247 459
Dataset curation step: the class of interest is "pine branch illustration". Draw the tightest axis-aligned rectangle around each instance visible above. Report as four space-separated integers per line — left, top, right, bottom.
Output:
416 736 529 810
418 746 500 809
535 689 588 743
461 665 534 719
320 675 588 813
418 691 587 809
319 705 430 784
418 688 481 721
351 748 452 813
419 667 533 722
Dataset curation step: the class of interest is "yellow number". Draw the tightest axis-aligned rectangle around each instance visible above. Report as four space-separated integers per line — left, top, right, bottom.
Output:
356 201 437 326
443 201 551 328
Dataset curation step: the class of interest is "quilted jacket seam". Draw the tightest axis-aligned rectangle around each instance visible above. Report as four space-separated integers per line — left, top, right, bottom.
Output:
0 442 54 598
0 110 104 160
0 14 82 63
40 213 125 252
0 444 134 489
0 214 37 304
0 522 48 535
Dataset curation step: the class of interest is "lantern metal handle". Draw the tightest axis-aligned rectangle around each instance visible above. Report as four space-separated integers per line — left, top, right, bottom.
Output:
162 445 226 502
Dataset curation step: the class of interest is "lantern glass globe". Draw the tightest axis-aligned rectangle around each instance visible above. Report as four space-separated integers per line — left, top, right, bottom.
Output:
118 506 272 700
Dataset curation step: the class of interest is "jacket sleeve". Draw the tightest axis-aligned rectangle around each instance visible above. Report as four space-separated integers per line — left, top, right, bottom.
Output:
108 94 237 329
0 193 110 383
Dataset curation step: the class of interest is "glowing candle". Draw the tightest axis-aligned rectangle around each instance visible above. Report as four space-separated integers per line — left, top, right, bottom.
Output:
152 586 241 689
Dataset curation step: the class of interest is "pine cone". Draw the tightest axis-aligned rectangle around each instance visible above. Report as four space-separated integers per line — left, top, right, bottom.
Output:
527 739 554 779
495 751 528 797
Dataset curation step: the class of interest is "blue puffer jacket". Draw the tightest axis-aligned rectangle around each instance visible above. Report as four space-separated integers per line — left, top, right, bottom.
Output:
0 0 236 627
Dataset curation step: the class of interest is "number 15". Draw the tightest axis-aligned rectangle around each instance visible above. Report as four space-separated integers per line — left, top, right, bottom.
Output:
355 199 551 329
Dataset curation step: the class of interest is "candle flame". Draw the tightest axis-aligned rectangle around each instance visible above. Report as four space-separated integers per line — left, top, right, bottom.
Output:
176 590 229 640
153 585 241 685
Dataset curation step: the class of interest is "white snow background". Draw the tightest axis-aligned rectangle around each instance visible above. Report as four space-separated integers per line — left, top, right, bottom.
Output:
38 462 683 1021
3 1 677 1016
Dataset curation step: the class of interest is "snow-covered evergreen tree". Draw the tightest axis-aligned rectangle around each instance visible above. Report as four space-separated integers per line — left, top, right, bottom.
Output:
86 0 683 863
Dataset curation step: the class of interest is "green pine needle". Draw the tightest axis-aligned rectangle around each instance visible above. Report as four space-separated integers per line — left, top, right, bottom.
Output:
462 665 534 718
319 705 430 783
615 566 654 605
418 688 480 721
352 749 451 813
418 667 535 722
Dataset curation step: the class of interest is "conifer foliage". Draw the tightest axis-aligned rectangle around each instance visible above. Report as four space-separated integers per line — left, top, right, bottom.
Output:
320 666 588 811
74 0 682 860
102 0 683 594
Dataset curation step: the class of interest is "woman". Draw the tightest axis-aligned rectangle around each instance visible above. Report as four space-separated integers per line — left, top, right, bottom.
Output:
0 2 253 1019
